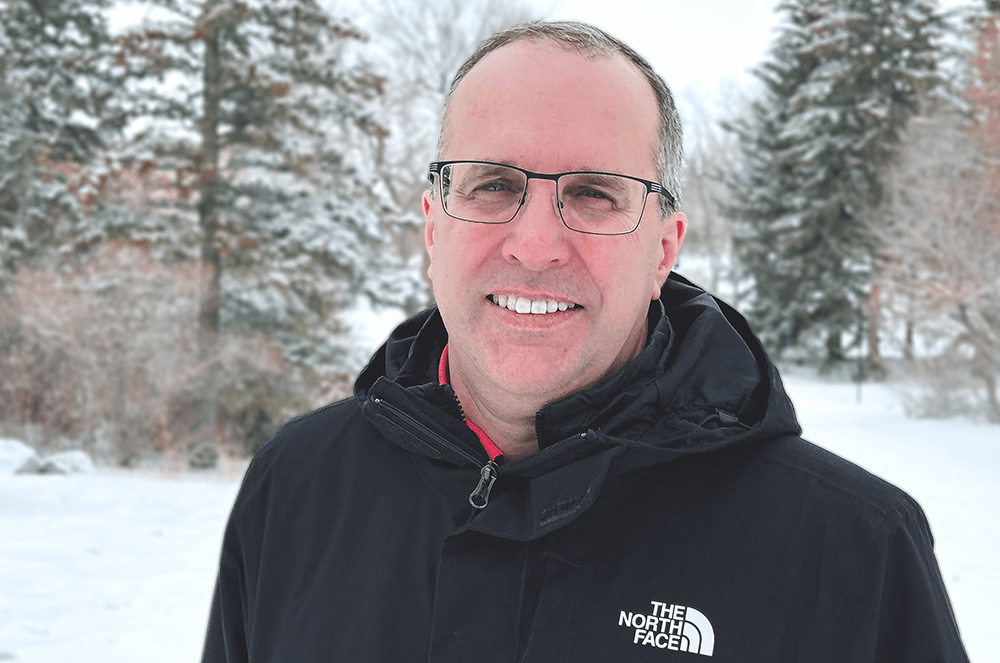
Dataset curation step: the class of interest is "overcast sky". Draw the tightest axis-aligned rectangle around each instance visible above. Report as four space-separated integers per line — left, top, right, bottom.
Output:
546 0 783 98
543 0 975 113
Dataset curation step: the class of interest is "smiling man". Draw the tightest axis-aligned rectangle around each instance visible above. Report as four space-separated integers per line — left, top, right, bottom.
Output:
202 21 969 663
425 40 684 462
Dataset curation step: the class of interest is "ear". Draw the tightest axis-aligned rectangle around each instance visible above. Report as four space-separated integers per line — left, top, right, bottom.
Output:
422 189 435 280
651 212 686 300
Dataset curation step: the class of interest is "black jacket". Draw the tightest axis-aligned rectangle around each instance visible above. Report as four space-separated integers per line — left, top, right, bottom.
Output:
202 275 968 662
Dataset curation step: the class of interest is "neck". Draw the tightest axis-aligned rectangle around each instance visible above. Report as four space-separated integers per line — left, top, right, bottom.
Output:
448 360 545 462
443 313 652 461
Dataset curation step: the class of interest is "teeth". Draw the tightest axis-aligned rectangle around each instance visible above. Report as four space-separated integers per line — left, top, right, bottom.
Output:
491 295 577 315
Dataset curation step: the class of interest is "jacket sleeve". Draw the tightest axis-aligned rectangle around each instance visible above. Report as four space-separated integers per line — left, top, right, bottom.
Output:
826 494 970 662
201 467 258 663
201 535 249 662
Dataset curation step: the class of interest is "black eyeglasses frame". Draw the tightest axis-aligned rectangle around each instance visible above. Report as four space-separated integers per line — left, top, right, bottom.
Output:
427 160 677 236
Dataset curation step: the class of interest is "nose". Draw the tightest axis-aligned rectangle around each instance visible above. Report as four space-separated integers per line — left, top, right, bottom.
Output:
500 181 571 270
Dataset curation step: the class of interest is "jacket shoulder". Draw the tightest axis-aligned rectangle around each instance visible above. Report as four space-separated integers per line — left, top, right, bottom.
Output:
750 435 925 523
259 397 366 458
230 397 379 510
758 436 915 515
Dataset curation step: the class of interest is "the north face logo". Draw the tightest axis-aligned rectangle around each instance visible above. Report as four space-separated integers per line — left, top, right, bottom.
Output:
618 601 715 656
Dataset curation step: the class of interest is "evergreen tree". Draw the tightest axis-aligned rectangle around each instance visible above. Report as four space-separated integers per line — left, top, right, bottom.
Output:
112 0 408 369
0 0 124 290
727 0 942 363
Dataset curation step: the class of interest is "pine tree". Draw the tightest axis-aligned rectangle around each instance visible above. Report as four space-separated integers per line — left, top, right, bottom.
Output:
0 0 124 289
727 0 942 363
112 0 404 369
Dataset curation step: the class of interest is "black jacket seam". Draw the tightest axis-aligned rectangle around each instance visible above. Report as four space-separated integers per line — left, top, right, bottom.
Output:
755 447 901 520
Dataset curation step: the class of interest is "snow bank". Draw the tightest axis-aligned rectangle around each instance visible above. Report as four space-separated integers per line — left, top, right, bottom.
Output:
0 438 38 475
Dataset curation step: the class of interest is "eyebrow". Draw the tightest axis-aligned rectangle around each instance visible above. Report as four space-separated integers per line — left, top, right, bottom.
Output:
466 163 516 173
478 159 616 175
565 172 632 191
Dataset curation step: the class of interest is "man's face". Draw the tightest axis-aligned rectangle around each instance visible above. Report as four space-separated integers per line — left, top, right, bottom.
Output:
423 41 685 404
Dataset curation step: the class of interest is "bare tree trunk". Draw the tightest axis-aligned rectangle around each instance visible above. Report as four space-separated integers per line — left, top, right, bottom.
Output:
904 320 915 362
983 371 1000 423
198 26 222 337
866 282 885 378
825 328 844 365
959 304 1000 423
195 9 224 449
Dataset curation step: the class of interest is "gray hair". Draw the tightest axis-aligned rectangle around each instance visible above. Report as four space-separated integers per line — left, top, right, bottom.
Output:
437 20 683 216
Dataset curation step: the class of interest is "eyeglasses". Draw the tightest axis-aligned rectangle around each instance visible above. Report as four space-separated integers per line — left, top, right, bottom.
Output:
427 161 675 236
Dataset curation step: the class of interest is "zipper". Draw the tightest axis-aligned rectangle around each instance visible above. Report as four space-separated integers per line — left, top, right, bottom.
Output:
471 431 592 508
468 460 500 509
369 396 482 465
370 396 595 511
370 396 500 508
502 432 590 472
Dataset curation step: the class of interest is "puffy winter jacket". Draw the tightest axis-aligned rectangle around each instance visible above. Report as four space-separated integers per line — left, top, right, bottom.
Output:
201 274 969 662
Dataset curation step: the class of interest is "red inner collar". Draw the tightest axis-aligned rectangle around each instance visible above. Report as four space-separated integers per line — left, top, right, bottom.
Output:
438 344 505 463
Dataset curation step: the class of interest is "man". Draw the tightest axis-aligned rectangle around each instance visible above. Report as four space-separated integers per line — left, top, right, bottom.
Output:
202 21 969 662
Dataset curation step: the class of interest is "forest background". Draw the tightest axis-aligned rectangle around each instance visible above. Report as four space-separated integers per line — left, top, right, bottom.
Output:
1 0 997 469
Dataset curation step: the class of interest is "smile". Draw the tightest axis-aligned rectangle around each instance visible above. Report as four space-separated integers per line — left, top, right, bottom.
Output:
489 294 579 315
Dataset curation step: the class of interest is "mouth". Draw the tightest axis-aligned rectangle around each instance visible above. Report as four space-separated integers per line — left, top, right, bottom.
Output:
488 294 581 315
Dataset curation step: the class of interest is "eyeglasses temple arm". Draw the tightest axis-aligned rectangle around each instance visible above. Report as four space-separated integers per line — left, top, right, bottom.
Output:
428 162 441 184
649 182 677 211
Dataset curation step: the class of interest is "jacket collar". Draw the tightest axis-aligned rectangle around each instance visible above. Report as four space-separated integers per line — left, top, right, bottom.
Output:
356 273 800 467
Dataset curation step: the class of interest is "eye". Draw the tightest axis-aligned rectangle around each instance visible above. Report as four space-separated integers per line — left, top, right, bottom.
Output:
477 179 513 192
579 187 613 201
562 183 618 208
452 164 525 198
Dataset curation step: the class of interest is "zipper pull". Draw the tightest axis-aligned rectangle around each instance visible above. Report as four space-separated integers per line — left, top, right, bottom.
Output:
469 460 500 509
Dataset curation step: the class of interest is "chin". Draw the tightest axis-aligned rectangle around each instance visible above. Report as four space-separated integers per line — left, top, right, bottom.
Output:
486 361 590 400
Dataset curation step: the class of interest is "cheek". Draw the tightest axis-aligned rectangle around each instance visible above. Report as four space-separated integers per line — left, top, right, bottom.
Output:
591 235 661 297
431 225 493 294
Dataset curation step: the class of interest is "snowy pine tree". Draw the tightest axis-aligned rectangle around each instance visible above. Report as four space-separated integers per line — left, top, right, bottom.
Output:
0 0 124 290
112 0 413 370
727 0 943 363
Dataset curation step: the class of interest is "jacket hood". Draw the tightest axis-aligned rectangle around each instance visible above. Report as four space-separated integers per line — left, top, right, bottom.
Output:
355 273 800 470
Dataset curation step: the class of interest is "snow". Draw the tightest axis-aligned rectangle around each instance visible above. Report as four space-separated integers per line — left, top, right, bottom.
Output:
0 375 997 662
0 465 246 663
0 439 37 475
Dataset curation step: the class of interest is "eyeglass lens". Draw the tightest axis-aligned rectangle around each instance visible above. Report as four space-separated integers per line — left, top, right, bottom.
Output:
440 163 645 235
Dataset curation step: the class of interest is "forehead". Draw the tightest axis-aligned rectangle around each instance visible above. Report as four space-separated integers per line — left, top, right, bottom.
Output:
443 41 660 176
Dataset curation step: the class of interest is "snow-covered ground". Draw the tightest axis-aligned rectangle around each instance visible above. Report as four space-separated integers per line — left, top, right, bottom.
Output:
0 375 997 662
0 463 245 663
